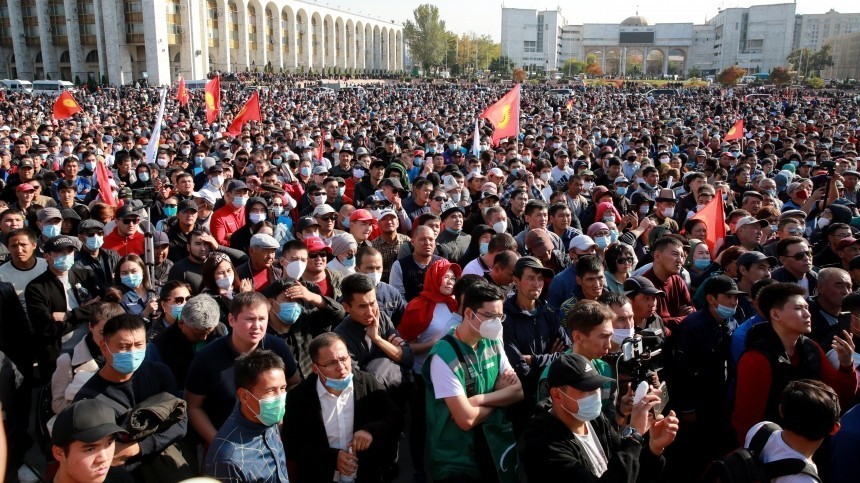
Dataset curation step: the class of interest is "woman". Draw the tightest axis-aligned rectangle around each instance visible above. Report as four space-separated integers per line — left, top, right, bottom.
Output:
155 195 179 232
686 239 712 290
229 197 269 252
604 243 636 294
327 233 358 277
200 252 253 327
146 280 192 341
110 254 158 320
682 218 708 242
272 195 295 246
586 222 612 259
458 224 496 267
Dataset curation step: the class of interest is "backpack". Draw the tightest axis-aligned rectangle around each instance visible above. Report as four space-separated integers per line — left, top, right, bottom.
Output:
701 422 822 483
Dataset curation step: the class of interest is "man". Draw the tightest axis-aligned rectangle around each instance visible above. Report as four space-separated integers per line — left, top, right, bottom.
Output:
36 206 64 250
236 233 282 292
0 228 48 311
353 158 386 204
437 205 471 262
808 267 853 348
348 208 377 248
546 234 597 311
102 204 146 257
72 219 119 295
301 236 343 299
423 282 524 482
505 188 529 236
814 223 853 268
355 246 406 326
203 350 290 482
514 200 564 255
735 251 775 322
521 352 677 480
0 209 24 264
50 399 132 483
284 333 403 482
502 256 571 429
462 232 517 277
642 237 694 329
524 228 569 289
389 225 442 299
167 229 246 294
732 216 768 252
772 236 818 296
185 292 300 445
649 188 680 232
166 199 200 263
210 179 250 246
263 247 345 379
25 235 98 379
763 215 805 258
74 314 186 473
548 203 582 251
826 236 860 272
558 256 608 321
403 177 433 221
370 209 410 283
312 204 342 245
484 249 519 290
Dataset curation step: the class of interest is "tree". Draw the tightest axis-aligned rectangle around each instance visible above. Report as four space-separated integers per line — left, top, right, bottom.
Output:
787 44 834 77
403 4 448 75
769 66 791 86
585 63 603 76
489 56 514 76
512 68 527 83
687 67 702 79
716 65 745 86
806 76 825 88
562 59 586 76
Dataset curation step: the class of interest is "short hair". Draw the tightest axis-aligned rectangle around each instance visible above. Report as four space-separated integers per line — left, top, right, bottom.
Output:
776 236 808 257
453 274 484 305
355 245 381 268
566 300 614 336
750 278 777 300
3 227 37 246
234 349 285 391
309 332 346 362
282 239 307 254
91 302 125 327
780 379 840 441
827 223 850 236
548 202 571 217
652 236 683 253
341 273 376 304
524 200 548 217
819 267 850 286
187 227 211 245
0 208 24 222
492 250 519 269
575 255 604 277
102 314 145 340
462 281 504 313
488 233 517 253
758 282 807 322
844 293 860 312
599 291 630 310
414 212 440 228
229 291 269 318
182 294 222 331
174 172 193 183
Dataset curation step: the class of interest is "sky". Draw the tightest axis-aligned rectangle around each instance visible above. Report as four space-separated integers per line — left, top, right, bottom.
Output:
330 0 860 41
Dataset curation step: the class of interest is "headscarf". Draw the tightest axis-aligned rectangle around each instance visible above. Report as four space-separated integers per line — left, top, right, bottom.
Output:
595 201 621 224
398 259 461 341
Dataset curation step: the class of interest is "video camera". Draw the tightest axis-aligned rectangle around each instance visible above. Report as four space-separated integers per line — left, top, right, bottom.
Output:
618 328 665 389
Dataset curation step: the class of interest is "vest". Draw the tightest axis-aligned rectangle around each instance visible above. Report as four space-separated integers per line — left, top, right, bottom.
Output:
399 254 442 300
422 331 503 480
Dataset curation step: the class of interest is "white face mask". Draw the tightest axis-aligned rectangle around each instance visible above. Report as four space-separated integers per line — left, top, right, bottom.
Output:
469 312 503 340
157 157 169 167
540 172 551 182
583 181 594 191
817 217 830 229
313 194 326 206
249 212 266 224
285 260 307 280
611 327 634 346
215 274 234 290
366 271 382 285
492 221 507 234
662 207 674 218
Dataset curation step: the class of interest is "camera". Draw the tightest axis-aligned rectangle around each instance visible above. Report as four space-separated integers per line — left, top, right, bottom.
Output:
619 328 665 389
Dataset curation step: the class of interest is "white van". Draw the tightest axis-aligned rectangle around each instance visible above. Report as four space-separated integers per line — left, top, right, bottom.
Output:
184 79 210 91
1 79 33 94
32 80 74 96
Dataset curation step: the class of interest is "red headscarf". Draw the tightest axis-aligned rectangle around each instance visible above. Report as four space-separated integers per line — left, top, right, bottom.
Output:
398 259 462 341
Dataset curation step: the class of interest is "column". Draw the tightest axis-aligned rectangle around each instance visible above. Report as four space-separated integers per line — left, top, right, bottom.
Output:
643 48 649 76
336 21 346 68
621 47 627 75
141 0 171 85
662 51 670 76
63 0 85 83
237 2 249 70
601 46 606 74
182 0 206 80
196 0 210 76
380 31 388 71
218 0 230 72
35 0 59 80
6 0 32 79
272 10 283 70
93 0 108 82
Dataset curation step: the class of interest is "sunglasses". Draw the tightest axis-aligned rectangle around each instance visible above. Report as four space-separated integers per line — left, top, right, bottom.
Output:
317 215 338 221
308 252 328 259
165 204 177 208
784 250 813 261
616 257 634 265
433 196 448 202
121 218 140 225
168 296 189 305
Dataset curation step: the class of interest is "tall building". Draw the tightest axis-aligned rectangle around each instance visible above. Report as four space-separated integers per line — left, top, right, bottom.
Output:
0 0 404 86
827 31 860 80
501 8 565 74
793 9 860 52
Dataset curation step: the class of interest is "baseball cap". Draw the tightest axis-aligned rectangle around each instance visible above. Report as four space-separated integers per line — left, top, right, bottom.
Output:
703 275 747 296
226 179 248 192
37 207 62 223
569 234 597 252
614 176 630 185
350 209 375 223
381 178 407 195
312 204 337 217
303 236 332 254
737 251 777 267
735 216 769 230
378 208 397 219
312 165 329 176
514 255 554 278
18 159 34 168
295 216 321 232
115 203 143 219
250 233 280 249
466 171 485 181
15 182 36 192
44 235 78 253
546 353 614 391
836 237 860 251
51 399 127 446
623 276 664 296
152 231 170 247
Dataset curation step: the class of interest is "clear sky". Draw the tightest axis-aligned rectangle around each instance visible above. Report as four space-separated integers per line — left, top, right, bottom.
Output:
330 0 860 40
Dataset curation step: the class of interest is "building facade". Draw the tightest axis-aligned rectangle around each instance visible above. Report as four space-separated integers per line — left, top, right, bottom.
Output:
0 0 404 86
828 31 860 80
502 3 858 77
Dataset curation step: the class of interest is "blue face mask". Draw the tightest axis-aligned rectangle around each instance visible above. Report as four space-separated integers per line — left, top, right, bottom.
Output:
121 273 143 288
341 255 356 268
595 236 610 249
616 186 628 196
693 258 711 270
479 242 489 255
52 253 75 272
85 162 96 171
324 372 353 392
716 304 736 320
609 230 619 243
109 348 146 375
138 172 150 182
277 301 302 324
194 156 205 166
342 218 349 229
300 166 311 177
42 224 61 238
85 235 103 251
232 195 248 208
163 206 177 217
170 303 184 320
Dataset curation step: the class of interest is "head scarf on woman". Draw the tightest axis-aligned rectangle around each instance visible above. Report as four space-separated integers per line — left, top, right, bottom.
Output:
398 259 462 342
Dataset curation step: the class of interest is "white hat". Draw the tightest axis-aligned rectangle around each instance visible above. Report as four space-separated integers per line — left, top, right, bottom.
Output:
569 234 597 251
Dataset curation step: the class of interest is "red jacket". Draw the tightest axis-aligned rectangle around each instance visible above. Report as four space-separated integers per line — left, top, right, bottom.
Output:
103 228 145 257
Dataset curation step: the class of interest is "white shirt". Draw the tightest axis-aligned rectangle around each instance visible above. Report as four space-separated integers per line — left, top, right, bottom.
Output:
573 420 609 477
744 422 818 483
316 377 355 452
0 258 48 312
462 257 489 277
412 306 459 373
430 339 513 399
551 165 574 184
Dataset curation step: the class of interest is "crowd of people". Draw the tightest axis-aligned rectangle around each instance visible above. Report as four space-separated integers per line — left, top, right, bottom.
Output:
0 74 859 482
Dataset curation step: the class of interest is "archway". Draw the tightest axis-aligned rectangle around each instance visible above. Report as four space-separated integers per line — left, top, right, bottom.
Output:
585 49 603 76
7 54 16 79
60 51 71 81
646 50 664 76
625 48 644 76
35 52 44 79
668 48 687 76
605 49 621 76
172 51 181 79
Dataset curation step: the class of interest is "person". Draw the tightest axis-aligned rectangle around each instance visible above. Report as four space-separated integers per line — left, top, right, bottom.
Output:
832 388 860 482
370 208 410 283
228 196 269 253
166 199 201 263
389 225 442 299
73 219 119 294
102 204 146 257
546 234 597 311
423 281 524 482
203 350 290 483
734 251 776 322
354 245 406 326
623 275 670 337
73 314 186 473
284 332 403 482
732 282 857 444
642 236 694 329
235 233 283 292
50 399 132 483
521 352 678 481
301 235 344 299
461 231 516 277
184 291 300 446
514 200 564 255
327 233 358 278
109 254 158 319
210 179 250 246
808 267 853 348
772 236 818 296
559 256 608 321
604 243 636 294
167 228 247 294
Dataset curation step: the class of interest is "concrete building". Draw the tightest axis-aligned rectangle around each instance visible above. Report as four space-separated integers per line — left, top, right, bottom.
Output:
793 9 860 52
827 31 860 80
0 0 404 86
500 8 565 75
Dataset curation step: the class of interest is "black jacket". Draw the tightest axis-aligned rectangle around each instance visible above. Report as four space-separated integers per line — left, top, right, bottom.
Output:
520 407 665 482
283 370 402 482
74 247 120 296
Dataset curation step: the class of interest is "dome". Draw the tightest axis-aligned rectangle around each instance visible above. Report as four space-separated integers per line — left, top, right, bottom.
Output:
621 15 651 26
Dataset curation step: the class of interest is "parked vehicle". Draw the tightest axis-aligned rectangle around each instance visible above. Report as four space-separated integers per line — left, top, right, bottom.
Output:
0 79 33 94
31 80 74 96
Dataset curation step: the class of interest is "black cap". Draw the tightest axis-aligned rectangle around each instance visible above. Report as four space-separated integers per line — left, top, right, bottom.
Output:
370 159 387 169
260 278 299 299
514 256 554 278
178 199 198 213
547 353 614 391
737 251 777 268
44 235 79 253
623 276 664 296
79 219 105 233
703 275 747 296
52 399 127 446
115 203 143 219
295 216 320 232
381 178 407 194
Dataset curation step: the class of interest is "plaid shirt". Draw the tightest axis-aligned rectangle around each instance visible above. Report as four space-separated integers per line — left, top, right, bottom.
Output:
204 408 290 483
372 233 410 282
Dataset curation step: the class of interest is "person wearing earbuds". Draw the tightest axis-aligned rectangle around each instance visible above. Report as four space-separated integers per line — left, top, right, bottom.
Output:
521 352 678 481
204 349 290 483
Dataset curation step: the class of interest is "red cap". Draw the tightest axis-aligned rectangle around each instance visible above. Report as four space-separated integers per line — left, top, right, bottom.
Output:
303 236 333 254
16 183 36 192
349 209 376 223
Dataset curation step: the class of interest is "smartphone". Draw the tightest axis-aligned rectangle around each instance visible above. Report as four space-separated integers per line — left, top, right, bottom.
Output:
652 381 669 416
838 312 852 334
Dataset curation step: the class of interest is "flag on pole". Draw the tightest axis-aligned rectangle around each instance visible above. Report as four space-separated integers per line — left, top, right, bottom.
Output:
565 98 575 110
471 119 481 157
204 76 221 124
94 160 115 207
53 91 82 120
724 119 744 141
176 76 189 107
145 88 168 165
227 92 262 137
317 129 326 162
480 84 521 145
691 188 726 259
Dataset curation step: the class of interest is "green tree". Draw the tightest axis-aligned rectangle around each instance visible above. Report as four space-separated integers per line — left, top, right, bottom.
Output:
562 59 586 76
403 4 448 75
787 44 834 77
687 67 702 79
489 56 514 76
717 65 746 86
769 66 791 86
806 76 825 88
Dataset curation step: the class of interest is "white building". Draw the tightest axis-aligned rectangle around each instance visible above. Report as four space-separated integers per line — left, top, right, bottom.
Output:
0 0 404 86
501 8 565 74
793 9 860 52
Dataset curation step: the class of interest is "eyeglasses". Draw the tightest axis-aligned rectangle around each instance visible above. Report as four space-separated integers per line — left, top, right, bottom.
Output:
315 356 351 370
784 250 813 261
168 296 189 305
616 257 634 265
433 196 448 202
165 204 177 209
121 218 140 225
475 311 507 322
308 252 328 259
317 214 338 221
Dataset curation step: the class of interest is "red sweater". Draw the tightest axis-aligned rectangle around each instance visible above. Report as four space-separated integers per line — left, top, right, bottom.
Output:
642 268 694 331
732 343 858 444
103 229 145 257
210 205 245 246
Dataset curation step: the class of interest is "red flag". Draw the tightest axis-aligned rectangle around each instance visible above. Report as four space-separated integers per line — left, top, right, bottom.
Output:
691 189 726 259
177 76 189 107
53 91 82 120
724 119 744 141
204 76 221 124
318 129 326 162
226 92 262 137
565 98 575 110
94 159 115 207
480 84 520 145
612 79 623 88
